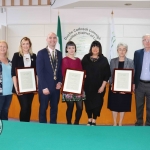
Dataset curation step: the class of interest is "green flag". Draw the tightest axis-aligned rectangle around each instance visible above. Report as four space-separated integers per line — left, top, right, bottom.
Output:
57 15 62 52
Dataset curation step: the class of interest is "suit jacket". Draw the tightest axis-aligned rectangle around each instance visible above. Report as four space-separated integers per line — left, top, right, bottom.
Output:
109 57 134 84
36 48 62 94
11 52 37 93
134 49 144 88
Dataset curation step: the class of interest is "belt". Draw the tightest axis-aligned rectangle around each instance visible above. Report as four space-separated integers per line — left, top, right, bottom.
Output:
140 80 150 83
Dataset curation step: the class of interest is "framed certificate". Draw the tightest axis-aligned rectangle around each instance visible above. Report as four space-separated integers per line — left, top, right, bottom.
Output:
16 67 37 94
62 69 85 95
112 69 133 93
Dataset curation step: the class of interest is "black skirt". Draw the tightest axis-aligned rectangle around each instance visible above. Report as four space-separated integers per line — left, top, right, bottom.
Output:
107 86 132 112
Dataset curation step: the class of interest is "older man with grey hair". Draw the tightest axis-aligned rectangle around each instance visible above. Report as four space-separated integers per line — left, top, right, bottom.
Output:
134 34 150 126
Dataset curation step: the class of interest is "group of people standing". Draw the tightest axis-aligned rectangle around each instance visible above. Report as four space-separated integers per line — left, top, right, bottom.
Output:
0 32 150 126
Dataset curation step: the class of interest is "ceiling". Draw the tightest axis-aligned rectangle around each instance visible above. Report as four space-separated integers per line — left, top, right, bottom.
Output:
52 0 150 9
0 0 150 9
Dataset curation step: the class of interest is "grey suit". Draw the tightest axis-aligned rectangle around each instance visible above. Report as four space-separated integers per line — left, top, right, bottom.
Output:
109 57 134 84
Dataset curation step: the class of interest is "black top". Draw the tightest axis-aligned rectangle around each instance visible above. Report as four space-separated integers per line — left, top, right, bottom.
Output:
82 54 110 93
118 61 124 69
11 52 36 93
82 53 111 112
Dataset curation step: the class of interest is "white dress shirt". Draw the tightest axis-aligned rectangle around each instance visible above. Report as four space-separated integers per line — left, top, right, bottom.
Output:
23 53 31 67
48 46 55 58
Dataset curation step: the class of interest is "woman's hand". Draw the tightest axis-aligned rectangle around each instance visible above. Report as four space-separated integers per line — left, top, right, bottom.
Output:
132 84 135 92
111 84 117 93
120 92 125 94
15 88 22 96
98 86 104 93
111 84 113 90
13 76 22 95
98 81 107 93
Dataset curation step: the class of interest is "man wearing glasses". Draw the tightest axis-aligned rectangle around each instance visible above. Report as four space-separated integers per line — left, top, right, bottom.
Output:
134 34 150 126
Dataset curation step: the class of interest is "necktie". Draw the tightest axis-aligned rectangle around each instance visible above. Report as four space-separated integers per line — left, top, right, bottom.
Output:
52 50 55 61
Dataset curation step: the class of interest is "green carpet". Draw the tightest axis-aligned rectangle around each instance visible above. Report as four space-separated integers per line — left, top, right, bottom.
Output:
0 121 149 150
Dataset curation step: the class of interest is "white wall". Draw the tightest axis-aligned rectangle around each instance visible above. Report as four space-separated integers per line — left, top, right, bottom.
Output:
1 6 150 59
0 25 6 40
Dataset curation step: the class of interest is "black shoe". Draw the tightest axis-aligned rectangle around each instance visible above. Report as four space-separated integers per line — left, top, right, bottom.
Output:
87 121 92 126
91 122 96 126
74 122 79 125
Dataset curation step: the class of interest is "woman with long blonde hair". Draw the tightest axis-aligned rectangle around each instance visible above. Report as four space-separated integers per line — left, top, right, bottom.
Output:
12 37 36 122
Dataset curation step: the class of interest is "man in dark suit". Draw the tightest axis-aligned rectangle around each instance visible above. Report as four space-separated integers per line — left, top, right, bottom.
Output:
36 32 62 123
134 34 150 126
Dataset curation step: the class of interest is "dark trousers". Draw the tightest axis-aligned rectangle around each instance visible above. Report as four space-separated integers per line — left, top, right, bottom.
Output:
17 93 34 122
66 101 83 124
39 90 60 124
86 108 99 119
0 95 12 120
135 81 150 126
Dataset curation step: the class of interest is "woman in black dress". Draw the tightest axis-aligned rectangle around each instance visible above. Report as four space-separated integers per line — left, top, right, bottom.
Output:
82 41 110 126
107 43 134 126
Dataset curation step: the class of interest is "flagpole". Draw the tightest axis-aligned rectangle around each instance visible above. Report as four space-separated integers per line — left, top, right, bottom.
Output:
56 11 63 54
109 10 116 62
111 10 114 15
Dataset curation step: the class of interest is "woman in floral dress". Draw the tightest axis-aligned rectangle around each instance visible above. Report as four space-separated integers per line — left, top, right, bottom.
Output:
62 41 85 125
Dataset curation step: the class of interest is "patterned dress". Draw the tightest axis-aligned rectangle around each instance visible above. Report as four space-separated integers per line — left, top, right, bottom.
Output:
62 57 85 101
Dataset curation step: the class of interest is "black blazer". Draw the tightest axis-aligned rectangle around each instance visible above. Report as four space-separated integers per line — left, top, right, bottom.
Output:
11 52 36 93
133 49 144 88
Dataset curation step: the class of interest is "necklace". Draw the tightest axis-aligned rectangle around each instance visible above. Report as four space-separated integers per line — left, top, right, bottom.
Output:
47 48 58 80
90 56 99 62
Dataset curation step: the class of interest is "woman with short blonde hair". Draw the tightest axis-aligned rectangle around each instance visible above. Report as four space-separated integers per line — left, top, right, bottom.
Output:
0 40 8 57
0 40 13 120
108 42 134 126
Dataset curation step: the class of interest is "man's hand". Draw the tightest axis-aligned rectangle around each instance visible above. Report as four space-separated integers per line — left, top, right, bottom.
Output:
43 88 50 95
56 82 62 89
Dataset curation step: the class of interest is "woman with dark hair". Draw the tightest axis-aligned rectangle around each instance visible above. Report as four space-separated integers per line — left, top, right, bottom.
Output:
12 37 36 122
62 41 85 125
82 40 110 126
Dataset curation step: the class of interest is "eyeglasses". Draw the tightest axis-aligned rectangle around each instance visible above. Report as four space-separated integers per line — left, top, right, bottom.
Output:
143 39 150 43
